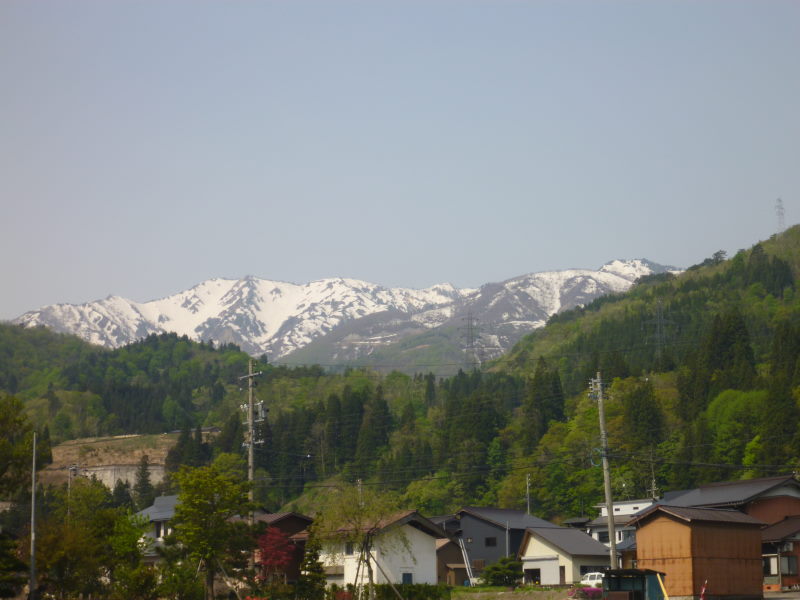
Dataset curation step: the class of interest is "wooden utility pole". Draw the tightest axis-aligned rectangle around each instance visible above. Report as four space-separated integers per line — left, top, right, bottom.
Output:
30 432 37 600
239 359 262 527
593 372 618 569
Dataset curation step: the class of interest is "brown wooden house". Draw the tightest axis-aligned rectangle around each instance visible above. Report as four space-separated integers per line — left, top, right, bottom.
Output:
253 511 313 583
665 475 800 525
761 515 800 592
628 505 764 600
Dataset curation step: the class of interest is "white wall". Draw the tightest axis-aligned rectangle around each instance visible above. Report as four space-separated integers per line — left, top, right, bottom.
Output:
321 524 438 587
520 533 608 585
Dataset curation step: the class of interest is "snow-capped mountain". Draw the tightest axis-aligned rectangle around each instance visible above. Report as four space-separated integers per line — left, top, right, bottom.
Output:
13 259 674 362
287 259 675 366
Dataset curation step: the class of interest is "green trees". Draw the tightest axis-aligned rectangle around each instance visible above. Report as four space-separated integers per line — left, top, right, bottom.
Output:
0 395 50 498
0 532 26 598
133 454 155 510
521 357 565 453
171 454 253 600
480 556 522 587
312 483 403 597
295 535 326 600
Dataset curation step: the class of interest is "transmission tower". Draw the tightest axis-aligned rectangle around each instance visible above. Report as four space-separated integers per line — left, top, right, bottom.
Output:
643 299 673 368
461 311 481 369
776 198 786 232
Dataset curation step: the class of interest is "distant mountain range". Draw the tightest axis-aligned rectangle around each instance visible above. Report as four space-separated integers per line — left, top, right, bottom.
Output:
13 259 675 368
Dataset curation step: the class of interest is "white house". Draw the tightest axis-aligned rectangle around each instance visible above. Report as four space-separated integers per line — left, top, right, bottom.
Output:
587 498 656 547
518 526 611 585
320 510 446 587
135 494 178 563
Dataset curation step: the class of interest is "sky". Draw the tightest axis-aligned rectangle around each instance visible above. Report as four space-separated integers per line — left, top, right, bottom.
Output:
1 1 798 321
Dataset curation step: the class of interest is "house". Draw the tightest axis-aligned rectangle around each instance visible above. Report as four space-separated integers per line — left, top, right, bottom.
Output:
587 498 656 547
319 510 446 588
517 526 611 585
761 515 800 591
432 506 558 581
136 494 178 563
665 474 800 525
253 512 313 583
436 538 468 586
628 505 764 600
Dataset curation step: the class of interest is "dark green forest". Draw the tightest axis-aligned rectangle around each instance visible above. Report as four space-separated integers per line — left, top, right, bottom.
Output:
4 226 800 521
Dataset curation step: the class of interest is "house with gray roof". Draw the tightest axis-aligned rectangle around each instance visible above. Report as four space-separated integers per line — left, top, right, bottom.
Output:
432 507 560 583
663 475 800 524
518 526 611 585
136 494 178 562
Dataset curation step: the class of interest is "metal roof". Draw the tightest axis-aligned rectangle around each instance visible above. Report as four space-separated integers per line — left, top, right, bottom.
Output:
136 494 178 522
762 516 800 543
627 505 765 527
255 511 313 525
664 475 799 508
588 515 635 528
524 526 610 557
459 506 558 530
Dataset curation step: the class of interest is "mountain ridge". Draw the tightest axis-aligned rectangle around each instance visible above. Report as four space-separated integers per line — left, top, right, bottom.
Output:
13 259 675 365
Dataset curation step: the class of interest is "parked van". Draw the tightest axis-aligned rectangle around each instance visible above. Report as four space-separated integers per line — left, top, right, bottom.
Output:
580 572 605 587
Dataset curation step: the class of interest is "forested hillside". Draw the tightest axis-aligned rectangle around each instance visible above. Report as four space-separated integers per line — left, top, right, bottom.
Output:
3 226 800 522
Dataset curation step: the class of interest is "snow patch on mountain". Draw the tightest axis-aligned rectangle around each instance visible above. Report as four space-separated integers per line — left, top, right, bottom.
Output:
13 259 675 360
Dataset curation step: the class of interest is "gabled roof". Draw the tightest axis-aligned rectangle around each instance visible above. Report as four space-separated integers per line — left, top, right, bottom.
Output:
329 510 447 539
616 536 637 551
520 526 610 558
458 506 558 530
627 505 765 527
255 511 313 525
762 516 800 543
136 494 178 521
588 515 635 528
664 475 800 509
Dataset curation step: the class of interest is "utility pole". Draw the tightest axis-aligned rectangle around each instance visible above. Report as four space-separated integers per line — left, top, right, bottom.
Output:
526 473 531 515
30 432 37 600
591 373 618 569
239 359 263 528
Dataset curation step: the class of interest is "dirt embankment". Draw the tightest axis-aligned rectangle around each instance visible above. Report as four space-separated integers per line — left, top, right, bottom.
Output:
41 433 180 488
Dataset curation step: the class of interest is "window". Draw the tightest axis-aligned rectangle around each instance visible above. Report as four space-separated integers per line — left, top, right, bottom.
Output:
472 559 485 570
784 556 798 575
402 573 413 585
155 522 163 539
345 542 354 555
598 531 610 543
485 537 497 547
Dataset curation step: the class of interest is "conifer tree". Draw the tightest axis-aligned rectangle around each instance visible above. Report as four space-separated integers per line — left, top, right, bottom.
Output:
295 535 326 600
134 454 155 510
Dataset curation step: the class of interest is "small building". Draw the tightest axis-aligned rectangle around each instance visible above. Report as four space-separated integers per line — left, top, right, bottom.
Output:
628 505 764 600
603 568 667 600
666 475 800 526
319 510 446 587
432 506 559 580
136 494 178 563
518 526 611 585
588 499 657 547
253 512 313 583
436 538 468 586
761 515 800 592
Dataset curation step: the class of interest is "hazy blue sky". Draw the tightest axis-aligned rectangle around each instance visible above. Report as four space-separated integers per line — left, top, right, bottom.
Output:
2 1 798 320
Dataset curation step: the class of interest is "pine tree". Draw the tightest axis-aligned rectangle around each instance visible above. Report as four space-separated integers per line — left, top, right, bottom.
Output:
133 455 155 510
295 535 326 600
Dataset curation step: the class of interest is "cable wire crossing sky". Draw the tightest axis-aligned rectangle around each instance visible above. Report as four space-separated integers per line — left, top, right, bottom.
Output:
1 1 798 320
